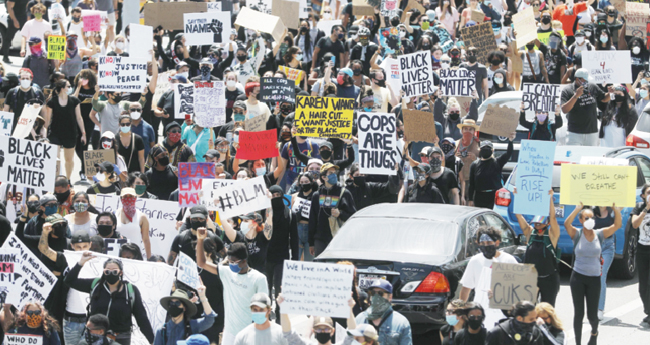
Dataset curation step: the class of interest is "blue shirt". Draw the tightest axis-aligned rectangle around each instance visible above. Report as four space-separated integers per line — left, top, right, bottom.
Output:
153 311 217 345
355 310 412 345
181 123 213 163
132 120 156 157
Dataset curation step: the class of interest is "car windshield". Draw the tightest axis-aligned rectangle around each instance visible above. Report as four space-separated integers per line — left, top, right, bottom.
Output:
320 217 460 265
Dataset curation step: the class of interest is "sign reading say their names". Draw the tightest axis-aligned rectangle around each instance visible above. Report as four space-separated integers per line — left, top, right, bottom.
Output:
176 252 200 289
194 81 226 128
4 334 43 345
0 136 57 190
439 68 476 97
522 83 561 113
295 96 354 139
559 164 637 207
281 260 354 318
235 129 279 161
206 176 271 217
358 112 398 175
83 149 116 178
98 56 147 91
260 77 296 103
184 11 231 47
399 51 436 97
583 51 632 84
514 140 556 216
489 263 538 309
479 104 519 138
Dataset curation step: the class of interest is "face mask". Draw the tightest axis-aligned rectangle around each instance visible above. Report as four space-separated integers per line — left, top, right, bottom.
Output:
85 332 104 345
320 150 332 160
480 147 492 159
191 219 206 230
337 75 345 85
633 47 641 55
74 202 89 213
494 76 503 85
230 262 242 273
72 16 81 22
300 183 312 193
526 44 535 50
21 79 31 88
112 94 122 103
585 31 592 38
237 54 247 62
315 332 332 344
441 62 450 69
576 37 585 44
468 55 477 63
157 156 170 166
327 174 338 185
537 113 547 123
130 111 142 120
370 294 392 315
352 68 362 76
252 312 267 324
430 158 442 173
177 72 189 79
53 224 66 238
26 313 42 328
399 31 406 38
493 28 501 35
34 13 43 20
44 205 58 216
374 79 386 87
233 134 239 143
468 318 483 330
27 202 40 213
446 314 458 326
234 112 245 122
120 126 131 134
541 17 551 25
116 42 125 50
549 40 559 49
615 94 625 102
441 143 454 156
363 107 373 112
390 18 400 27
514 319 535 333
240 221 251 234
97 224 113 237
641 90 648 98
103 272 120 285
296 53 304 61
280 106 293 115
449 112 460 121
479 244 497 259
168 132 181 144
353 176 366 186
226 80 237 88
168 305 184 318
55 190 70 204
416 171 426 182
583 218 595 230
600 35 608 43
256 167 267 176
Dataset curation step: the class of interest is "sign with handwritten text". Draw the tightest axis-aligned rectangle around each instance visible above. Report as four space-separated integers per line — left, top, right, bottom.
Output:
559 164 637 207
583 51 632 84
514 140 556 216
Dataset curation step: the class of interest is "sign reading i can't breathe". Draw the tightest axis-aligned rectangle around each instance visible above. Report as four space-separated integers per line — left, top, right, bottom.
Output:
399 51 436 97
295 96 354 139
98 56 148 91
0 136 57 190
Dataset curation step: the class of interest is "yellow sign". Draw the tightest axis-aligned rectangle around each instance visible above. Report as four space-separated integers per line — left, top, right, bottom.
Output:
47 35 66 60
295 96 354 139
559 164 637 207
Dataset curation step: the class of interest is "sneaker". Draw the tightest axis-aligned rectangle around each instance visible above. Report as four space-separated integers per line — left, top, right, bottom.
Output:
598 310 604 321
2 56 11 64
643 315 650 324
79 172 87 181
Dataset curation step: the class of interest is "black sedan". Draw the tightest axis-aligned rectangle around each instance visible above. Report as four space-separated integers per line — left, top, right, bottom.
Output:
316 203 524 335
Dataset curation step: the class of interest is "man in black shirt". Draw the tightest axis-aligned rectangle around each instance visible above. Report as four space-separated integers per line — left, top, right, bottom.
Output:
349 26 378 76
405 163 445 204
543 32 567 85
145 144 179 200
312 25 346 70
3 68 45 131
561 68 610 146
428 147 460 205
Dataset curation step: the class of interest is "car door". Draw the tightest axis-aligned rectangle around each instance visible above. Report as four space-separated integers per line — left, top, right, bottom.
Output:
481 212 518 256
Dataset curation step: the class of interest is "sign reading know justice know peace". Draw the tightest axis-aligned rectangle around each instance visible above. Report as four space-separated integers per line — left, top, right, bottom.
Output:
98 56 147 92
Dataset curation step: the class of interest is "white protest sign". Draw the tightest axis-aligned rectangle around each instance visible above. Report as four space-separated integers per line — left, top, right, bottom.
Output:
92 194 179 257
98 56 148 92
176 252 200 289
0 136 57 190
439 68 476 97
0 249 21 304
153 72 171 108
0 111 13 136
522 83 561 114
129 24 153 60
205 176 271 217
4 334 43 345
583 51 632 84
200 179 237 209
579 156 629 166
11 105 40 139
317 20 341 38
174 83 195 119
247 0 273 14
104 238 129 257
399 51 436 97
207 2 222 11
63 251 175 334
1 234 57 309
291 197 311 218
298 0 310 17
281 260 354 318
184 12 231 46
194 81 227 128
358 112 398 175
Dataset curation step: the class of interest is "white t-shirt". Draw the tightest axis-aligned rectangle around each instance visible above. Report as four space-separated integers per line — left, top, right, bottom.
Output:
218 264 269 335
234 322 287 345
379 58 401 98
245 101 272 122
637 213 650 246
65 213 99 237
578 7 595 25
601 116 626 148
21 19 53 42
372 87 391 112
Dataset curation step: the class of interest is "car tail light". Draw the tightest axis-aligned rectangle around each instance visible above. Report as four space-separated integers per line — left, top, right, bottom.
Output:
414 272 450 293
495 188 511 207
626 134 650 148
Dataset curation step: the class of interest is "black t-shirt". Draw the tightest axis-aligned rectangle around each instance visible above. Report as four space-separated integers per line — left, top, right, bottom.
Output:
7 0 29 23
561 82 605 134
6 86 45 131
145 165 179 200
245 231 269 272
316 37 345 68
430 168 459 204
544 49 567 85
86 182 121 195
117 133 145 173
170 228 223 262
454 327 487 345
46 95 81 138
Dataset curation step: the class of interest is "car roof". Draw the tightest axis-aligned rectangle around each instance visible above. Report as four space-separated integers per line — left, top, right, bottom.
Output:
352 203 484 222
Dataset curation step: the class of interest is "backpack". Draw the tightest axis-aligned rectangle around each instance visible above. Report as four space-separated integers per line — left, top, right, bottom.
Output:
526 232 561 263
88 278 136 315
529 121 554 141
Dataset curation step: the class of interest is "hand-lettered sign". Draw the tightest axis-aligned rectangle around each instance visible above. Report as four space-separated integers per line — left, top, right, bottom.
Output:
560 164 637 207
295 96 354 139
358 112 398 175
98 56 148 92
489 263 538 309
399 51 436 97
235 129 279 160
514 140 556 216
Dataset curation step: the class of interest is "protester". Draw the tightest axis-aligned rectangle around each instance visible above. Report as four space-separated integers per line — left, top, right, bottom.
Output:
154 286 216 345
486 301 544 345
6 302 60 345
535 303 566 345
468 135 514 209
519 103 563 141
233 293 286 345
440 299 467 345
453 302 487 345
631 183 650 325
355 279 412 345
65 191 98 236
115 188 151 259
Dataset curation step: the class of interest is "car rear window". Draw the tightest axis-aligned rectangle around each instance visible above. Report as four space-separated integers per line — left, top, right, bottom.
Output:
636 112 650 132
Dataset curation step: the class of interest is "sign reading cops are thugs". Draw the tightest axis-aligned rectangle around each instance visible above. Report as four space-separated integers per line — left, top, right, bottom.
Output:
0 136 57 190
98 56 148 91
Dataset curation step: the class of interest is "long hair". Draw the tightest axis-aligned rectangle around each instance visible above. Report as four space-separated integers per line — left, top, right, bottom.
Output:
74 69 97 90
299 20 312 57
535 302 564 330
283 46 300 65
13 302 60 335
71 191 99 214
595 27 613 50
606 87 633 128
53 79 68 96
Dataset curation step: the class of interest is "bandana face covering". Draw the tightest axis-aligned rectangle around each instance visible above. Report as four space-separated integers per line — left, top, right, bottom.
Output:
67 37 78 59
30 42 44 57
121 196 137 222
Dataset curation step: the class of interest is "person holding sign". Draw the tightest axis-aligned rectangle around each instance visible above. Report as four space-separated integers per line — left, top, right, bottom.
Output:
345 163 401 210
561 69 611 146
519 102 562 141
153 286 216 345
233 293 286 345
355 279 412 345
291 172 316 261
6 302 61 345
468 135 514 209
23 37 52 90
4 68 45 132
563 203 621 345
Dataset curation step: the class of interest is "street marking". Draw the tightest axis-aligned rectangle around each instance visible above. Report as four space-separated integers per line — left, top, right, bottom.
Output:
565 298 642 342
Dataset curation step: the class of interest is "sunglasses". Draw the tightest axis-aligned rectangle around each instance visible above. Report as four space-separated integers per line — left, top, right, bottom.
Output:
26 310 42 316
168 301 183 307
103 269 120 276
168 129 181 134
120 123 131 127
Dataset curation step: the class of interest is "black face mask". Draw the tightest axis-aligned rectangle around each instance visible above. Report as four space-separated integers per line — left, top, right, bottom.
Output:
451 57 461 67
514 318 536 334
236 55 247 62
468 318 483 330
541 17 551 25
480 147 493 159
53 224 66 238
374 79 386 87
300 183 312 193
85 331 105 345
103 273 120 285
468 55 477 63
168 305 184 318
353 69 362 76
271 197 285 209
200 66 211 77
315 332 332 344
300 26 309 33
158 156 170 166
55 190 70 204
280 106 293 115
479 244 497 259
112 95 122 103
353 176 366 186
449 112 460 121
430 158 442 173
422 44 431 50
390 18 400 27
614 94 626 102
526 43 535 50
441 143 454 155
491 59 502 66
191 221 206 230
320 150 332 160
27 202 40 213
97 224 114 237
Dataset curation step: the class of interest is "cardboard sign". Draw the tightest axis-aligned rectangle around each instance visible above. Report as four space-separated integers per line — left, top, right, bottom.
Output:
399 51 436 98
281 261 354 318
0 249 21 303
83 149 116 178
184 11 231 46
1 234 57 308
130 24 153 60
583 51 633 84
291 197 311 218
439 68 476 97
144 2 208 31
98 56 147 92
509 40 524 73
295 96 354 139
194 81 226 128
83 14 101 32
0 111 12 136
235 6 286 43
513 140 556 216
522 83 561 114
611 0 626 13
470 10 484 23
432 26 454 53
174 83 195 119
352 0 375 15
626 2 648 37
4 334 43 345
559 164 637 207
206 176 271 217
200 179 237 209
235 129 279 160
207 2 222 12
179 162 217 180
272 0 300 29
244 115 267 132
459 22 497 65
153 72 170 108
277 66 305 86
0 137 57 190
12 104 39 139
47 35 65 60
104 238 128 257
479 104 518 138
260 77 295 103
402 109 436 143
489 263 538 309
358 112 398 175
178 162 216 207
513 7 537 49
176 252 200 289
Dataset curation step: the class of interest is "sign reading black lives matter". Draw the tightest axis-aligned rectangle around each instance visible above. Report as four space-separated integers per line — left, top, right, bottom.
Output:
439 68 476 97
358 112 398 175
522 83 561 114
399 51 436 97
0 136 57 190
98 56 147 92
184 11 231 47
260 77 296 103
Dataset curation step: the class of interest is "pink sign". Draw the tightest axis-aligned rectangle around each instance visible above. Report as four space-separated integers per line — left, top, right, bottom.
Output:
83 14 101 32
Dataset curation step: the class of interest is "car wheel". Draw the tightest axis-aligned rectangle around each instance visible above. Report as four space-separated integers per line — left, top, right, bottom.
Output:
612 229 637 280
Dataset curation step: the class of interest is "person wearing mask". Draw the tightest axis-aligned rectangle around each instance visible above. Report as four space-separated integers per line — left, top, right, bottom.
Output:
562 53 582 84
519 103 563 141
190 58 220 82
489 68 514 96
535 303 566 345
312 25 346 71
280 46 309 90
434 96 478 141
564 203 621 345
17 194 68 257
629 72 650 115
196 233 269 345
345 163 400 211
515 191 561 306
542 32 567 85
486 301 544 345
486 50 507 90
19 4 51 58
115 188 151 259
553 0 594 47
233 293 286 345
65 191 98 236
289 132 353 177
233 34 267 85
428 147 461 205
78 314 121 345
520 40 549 84
436 0 460 38
591 201 618 318
454 119 480 201
595 27 614 51
16 194 41 227
335 68 360 100
91 84 144 137
168 204 230 263
568 31 593 57
355 279 412 345
127 172 157 200
308 163 356 257
440 299 467 345
629 37 648 79
244 79 272 121
95 212 125 240
453 302 487 345
53 175 74 216
537 10 553 37
116 114 146 173
241 211 271 275
72 69 99 179
181 115 213 163
148 122 196 169
22 36 52 89
630 184 650 325
128 102 156 158
349 26 378 76
600 85 638 147
460 47 488 103
459 227 519 328
4 68 45 132
87 160 122 195
291 172 317 261
401 163 446 204
65 254 155 345
154 287 216 345
280 126 321 190
468 136 513 209
61 32 99 83
6 302 60 345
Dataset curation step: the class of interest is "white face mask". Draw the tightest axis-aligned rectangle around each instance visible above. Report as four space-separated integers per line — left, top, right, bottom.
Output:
399 31 406 38
585 31 592 37
116 42 124 50
583 218 595 230
20 79 31 89
226 80 237 88
633 47 641 55
575 37 585 44
441 62 450 69
95 172 106 182
130 111 141 120
240 221 252 234
178 72 188 79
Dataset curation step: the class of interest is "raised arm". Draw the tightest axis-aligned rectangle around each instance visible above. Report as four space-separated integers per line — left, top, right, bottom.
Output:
563 202 583 240
38 223 58 262
195 228 219 275
601 205 622 239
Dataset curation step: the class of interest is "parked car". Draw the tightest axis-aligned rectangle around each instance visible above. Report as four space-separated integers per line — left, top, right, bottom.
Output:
493 146 645 280
316 203 525 335
0 3 24 51
626 106 650 154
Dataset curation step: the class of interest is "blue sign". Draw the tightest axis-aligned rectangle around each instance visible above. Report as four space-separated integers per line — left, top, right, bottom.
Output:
513 140 556 216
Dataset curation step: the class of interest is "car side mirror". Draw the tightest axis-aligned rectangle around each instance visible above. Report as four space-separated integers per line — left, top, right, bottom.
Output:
516 234 527 246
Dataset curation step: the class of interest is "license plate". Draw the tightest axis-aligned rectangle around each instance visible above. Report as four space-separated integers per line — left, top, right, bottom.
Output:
555 205 564 218
359 274 386 290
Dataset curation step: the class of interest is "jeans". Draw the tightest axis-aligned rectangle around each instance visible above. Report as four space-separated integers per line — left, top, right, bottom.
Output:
567 131 599 146
63 319 86 345
114 333 131 345
297 222 311 261
599 236 616 311
570 271 601 345
638 243 650 316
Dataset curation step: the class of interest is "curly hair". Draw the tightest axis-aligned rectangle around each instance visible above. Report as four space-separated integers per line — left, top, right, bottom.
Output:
475 226 501 242
14 302 60 335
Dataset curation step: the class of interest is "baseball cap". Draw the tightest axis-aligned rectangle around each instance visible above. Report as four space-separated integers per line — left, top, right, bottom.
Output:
176 61 189 70
320 141 334 150
171 74 187 83
45 213 66 225
120 188 137 197
339 68 354 78
320 162 340 174
348 324 379 341
250 292 272 308
575 68 589 80
479 140 494 149
177 334 209 345
233 100 247 111
241 212 263 224
200 57 213 66
413 163 431 174
313 316 334 329
95 161 114 174
203 149 220 159
71 230 91 243
40 194 57 206
369 279 393 294
189 205 209 219
574 30 585 37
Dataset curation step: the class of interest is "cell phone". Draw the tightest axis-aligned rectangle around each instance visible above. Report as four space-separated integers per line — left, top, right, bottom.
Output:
185 114 191 121
330 56 336 64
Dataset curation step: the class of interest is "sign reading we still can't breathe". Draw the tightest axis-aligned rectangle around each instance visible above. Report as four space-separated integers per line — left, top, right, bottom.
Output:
295 96 354 139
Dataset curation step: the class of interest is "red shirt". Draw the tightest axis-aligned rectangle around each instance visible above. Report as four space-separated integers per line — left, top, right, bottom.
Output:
552 2 588 37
